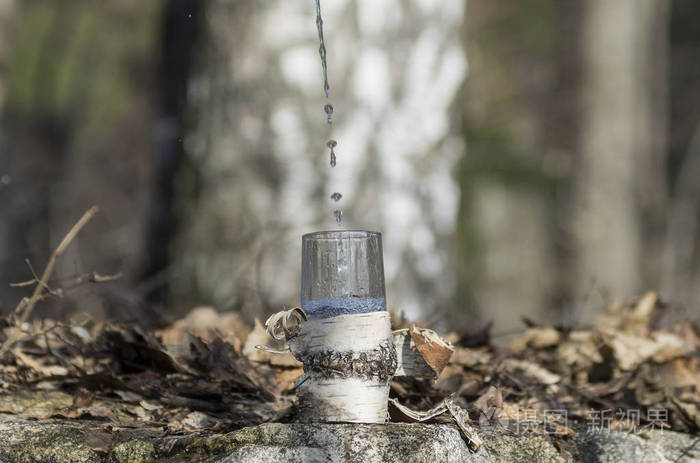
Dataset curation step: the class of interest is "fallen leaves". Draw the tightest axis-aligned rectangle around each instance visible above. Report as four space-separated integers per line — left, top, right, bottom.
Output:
423 291 700 436
500 359 561 385
0 290 697 450
159 306 250 352
0 311 292 434
509 326 562 352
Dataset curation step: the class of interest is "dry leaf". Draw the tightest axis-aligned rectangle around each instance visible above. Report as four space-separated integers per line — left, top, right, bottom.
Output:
160 306 249 351
556 330 603 372
450 347 491 368
596 291 661 336
501 358 561 385
600 328 686 370
510 326 562 353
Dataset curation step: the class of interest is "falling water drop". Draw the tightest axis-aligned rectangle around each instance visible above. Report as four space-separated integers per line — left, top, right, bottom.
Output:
324 103 334 124
327 139 337 167
334 209 343 224
330 192 342 202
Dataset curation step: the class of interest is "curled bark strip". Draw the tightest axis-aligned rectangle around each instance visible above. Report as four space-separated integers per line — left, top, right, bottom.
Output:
264 307 308 340
254 345 290 354
444 395 483 452
388 394 482 452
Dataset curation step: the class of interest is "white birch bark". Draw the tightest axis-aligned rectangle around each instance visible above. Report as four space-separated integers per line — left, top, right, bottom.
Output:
287 311 394 423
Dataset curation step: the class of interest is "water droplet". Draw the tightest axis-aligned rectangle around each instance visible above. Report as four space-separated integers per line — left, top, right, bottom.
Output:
334 209 343 224
330 192 342 202
324 104 334 124
327 140 337 167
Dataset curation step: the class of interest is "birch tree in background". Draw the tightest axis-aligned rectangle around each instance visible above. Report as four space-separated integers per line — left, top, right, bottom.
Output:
173 0 467 320
0 0 696 332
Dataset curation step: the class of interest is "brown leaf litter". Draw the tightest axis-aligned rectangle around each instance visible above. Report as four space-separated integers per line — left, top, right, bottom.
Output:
0 291 698 457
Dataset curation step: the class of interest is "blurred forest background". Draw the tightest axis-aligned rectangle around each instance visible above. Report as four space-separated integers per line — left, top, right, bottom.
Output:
0 0 699 338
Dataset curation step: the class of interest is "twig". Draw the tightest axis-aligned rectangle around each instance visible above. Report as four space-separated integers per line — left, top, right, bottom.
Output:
11 259 48 289
61 271 122 290
11 271 121 291
0 206 99 357
673 436 700 463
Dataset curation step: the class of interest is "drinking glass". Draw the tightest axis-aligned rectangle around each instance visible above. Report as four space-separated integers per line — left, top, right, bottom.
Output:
301 230 387 319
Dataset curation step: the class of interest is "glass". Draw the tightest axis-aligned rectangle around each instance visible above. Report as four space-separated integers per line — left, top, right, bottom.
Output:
301 230 387 319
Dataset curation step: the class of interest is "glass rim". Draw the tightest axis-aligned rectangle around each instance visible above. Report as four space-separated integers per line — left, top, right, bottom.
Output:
302 230 381 241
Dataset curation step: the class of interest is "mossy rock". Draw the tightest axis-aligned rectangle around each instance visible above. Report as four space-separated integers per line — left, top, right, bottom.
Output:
0 415 698 462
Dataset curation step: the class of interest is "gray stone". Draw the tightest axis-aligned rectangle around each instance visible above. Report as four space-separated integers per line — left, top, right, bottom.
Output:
202 423 480 463
0 417 103 463
0 415 698 462
108 440 156 463
573 427 700 463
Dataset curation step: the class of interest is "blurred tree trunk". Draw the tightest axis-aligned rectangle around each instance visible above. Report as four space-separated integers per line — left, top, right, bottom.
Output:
138 0 201 315
0 2 160 319
0 0 15 111
456 1 579 333
0 0 15 313
661 0 700 316
572 0 669 310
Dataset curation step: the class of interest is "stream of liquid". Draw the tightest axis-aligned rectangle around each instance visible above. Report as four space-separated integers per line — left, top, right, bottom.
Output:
315 0 330 98
315 0 342 224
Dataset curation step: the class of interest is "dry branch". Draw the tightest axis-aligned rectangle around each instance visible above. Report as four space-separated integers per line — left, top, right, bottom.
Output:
0 206 99 357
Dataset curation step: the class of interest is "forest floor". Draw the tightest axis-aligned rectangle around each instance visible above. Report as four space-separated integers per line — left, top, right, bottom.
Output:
0 291 698 461
0 209 698 461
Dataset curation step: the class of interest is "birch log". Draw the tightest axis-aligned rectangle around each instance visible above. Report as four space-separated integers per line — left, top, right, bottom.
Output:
287 311 396 423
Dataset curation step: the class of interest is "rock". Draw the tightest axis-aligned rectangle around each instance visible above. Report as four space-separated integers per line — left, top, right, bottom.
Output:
198 423 700 462
0 415 697 462
189 423 480 463
0 416 103 463
108 440 156 463
573 427 700 463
